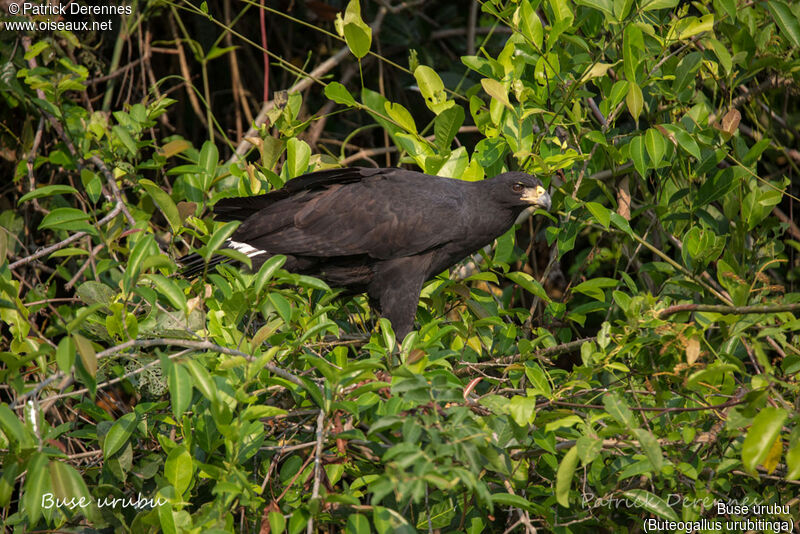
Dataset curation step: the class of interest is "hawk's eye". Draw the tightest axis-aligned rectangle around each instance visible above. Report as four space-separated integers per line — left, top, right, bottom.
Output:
512 183 524 193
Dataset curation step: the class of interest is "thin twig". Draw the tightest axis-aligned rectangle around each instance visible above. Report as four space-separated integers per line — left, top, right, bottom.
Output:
307 409 326 534
658 303 800 319
455 337 594 377
65 241 105 290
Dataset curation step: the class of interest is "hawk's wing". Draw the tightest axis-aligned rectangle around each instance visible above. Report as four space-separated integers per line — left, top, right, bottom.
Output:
212 167 386 221
230 171 468 260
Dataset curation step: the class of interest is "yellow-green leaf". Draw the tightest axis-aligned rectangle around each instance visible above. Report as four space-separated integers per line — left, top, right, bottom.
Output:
626 82 643 122
481 78 512 110
742 407 787 474
555 446 579 507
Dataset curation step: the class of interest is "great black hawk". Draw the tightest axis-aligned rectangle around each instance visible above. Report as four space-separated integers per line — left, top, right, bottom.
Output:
180 167 552 337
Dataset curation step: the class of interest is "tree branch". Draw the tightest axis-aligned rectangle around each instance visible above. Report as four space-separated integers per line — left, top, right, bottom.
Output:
658 303 800 319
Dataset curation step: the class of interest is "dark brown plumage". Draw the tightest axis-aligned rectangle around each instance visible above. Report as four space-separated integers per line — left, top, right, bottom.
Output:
180 167 551 337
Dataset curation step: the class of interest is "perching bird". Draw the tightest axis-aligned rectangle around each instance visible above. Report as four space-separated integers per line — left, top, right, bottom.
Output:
180 167 552 337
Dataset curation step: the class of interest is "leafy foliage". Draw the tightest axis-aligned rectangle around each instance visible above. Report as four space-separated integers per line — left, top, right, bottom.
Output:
1 0 799 532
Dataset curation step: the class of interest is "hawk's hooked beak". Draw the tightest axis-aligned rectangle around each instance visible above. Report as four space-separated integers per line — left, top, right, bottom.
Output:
521 185 552 211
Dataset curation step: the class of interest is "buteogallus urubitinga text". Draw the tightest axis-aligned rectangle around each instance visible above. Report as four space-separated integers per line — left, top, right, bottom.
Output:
180 167 552 337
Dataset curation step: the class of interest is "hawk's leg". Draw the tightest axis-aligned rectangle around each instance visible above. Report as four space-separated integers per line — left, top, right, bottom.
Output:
368 255 433 340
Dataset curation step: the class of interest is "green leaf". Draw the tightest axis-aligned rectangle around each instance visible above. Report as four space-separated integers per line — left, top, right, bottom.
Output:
140 179 181 232
199 140 219 179
361 88 402 139
205 221 240 260
415 65 454 115
24 41 50 60
742 407 787 474
626 82 643 123
255 255 287 295
608 80 629 109
159 139 192 158
168 363 192 420
623 24 643 82
644 128 666 167
548 0 574 26
621 490 679 521
766 1 800 48
632 428 664 472
346 514 371 534
433 105 465 151
324 81 357 107
686 362 739 390
610 212 635 237
268 292 292 323
22 453 49 527
338 0 372 59
576 435 603 463
525 363 553 397
384 101 417 134
506 271 550 301
743 138 771 166
185 359 217 402
574 0 613 19
373 506 415 534
112 125 138 157
555 446 579 507
677 14 715 40
125 235 156 293
662 124 701 159
481 78 512 110
73 333 97 378
613 0 634 21
586 201 611 229
743 186 783 230
673 52 702 93
285 138 311 178
165 444 194 495
629 135 647 177
18 184 78 204
708 37 733 75
103 412 137 458
573 277 617 302
268 511 286 534
395 132 434 170
0 404 29 447
205 45 237 61
158 496 177 534
718 0 736 20
49 461 93 518
81 169 102 203
491 493 534 510
38 207 90 231
436 146 469 178
145 274 187 313
517 0 544 49
508 395 537 426
295 274 331 292
603 392 637 429
302 354 341 384
640 0 678 10
787 440 800 480
56 336 76 373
